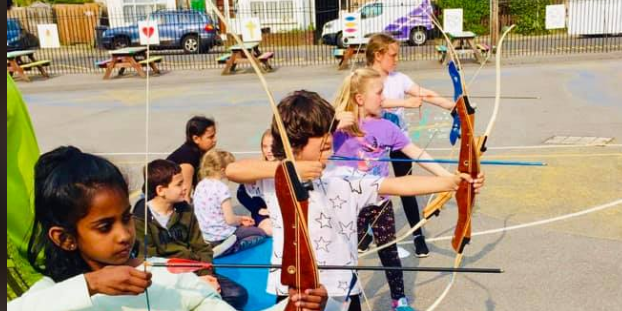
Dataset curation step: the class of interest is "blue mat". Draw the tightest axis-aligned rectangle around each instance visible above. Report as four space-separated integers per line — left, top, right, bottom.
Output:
213 238 276 310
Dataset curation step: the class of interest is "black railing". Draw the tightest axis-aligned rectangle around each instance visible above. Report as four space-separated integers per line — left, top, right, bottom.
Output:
6 0 622 75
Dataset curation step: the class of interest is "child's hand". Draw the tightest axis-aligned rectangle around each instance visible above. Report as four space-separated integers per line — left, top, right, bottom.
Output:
404 96 422 108
336 111 356 130
453 172 486 193
199 275 221 293
289 285 328 311
84 265 152 296
240 215 255 226
295 161 324 181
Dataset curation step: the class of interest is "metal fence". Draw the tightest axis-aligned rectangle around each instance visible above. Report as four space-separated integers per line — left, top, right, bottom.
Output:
6 0 622 75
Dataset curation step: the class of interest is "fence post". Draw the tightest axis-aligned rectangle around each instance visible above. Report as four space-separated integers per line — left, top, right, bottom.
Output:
490 0 499 48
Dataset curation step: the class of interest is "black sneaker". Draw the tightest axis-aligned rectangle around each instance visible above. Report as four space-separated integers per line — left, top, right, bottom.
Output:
413 235 429 258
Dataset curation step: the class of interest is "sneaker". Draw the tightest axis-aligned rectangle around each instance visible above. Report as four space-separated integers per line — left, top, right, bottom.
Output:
392 297 416 311
413 235 429 258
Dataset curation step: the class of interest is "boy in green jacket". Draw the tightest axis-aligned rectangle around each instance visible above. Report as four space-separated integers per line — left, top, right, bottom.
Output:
134 159 248 309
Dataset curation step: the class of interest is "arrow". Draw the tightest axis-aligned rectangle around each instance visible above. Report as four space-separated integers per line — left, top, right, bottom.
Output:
329 155 547 166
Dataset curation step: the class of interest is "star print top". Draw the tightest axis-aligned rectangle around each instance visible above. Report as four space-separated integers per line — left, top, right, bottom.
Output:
333 118 410 177
245 165 385 296
193 178 237 242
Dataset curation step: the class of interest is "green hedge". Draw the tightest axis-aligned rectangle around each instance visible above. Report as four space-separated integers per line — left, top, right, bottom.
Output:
435 0 556 35
435 0 489 35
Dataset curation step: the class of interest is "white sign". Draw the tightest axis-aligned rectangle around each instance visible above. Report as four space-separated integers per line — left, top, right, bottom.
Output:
546 4 566 29
36 24 60 48
138 20 160 46
443 9 463 34
241 18 262 42
341 12 362 41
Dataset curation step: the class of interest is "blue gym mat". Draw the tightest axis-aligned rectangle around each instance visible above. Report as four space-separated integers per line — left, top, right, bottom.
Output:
213 238 276 310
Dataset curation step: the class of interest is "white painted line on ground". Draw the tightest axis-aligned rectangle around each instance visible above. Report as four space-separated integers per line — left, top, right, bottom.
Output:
398 198 622 245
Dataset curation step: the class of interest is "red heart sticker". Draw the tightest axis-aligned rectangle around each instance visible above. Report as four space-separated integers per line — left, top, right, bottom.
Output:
142 26 154 38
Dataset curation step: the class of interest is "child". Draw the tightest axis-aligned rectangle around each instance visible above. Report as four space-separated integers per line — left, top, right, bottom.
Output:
367 33 456 256
237 129 274 236
167 116 218 202
11 146 327 311
194 149 267 257
133 159 248 310
332 68 462 310
226 90 484 311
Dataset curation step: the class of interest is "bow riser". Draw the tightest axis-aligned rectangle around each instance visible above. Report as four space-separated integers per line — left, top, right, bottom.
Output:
275 161 320 309
451 96 480 253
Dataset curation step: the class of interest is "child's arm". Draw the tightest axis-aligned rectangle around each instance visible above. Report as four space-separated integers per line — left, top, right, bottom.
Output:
226 159 323 183
180 164 195 202
188 211 215 269
8 267 152 311
221 198 242 226
406 85 455 110
379 174 460 196
381 97 422 109
399 143 453 177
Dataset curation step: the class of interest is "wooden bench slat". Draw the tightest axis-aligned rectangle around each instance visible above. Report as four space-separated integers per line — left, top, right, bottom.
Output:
258 52 274 61
138 56 163 65
20 60 50 69
217 53 231 64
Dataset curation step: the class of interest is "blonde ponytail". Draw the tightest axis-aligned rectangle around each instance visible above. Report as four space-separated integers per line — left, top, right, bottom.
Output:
333 68 382 137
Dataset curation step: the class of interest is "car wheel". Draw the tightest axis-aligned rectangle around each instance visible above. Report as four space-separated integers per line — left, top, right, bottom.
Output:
336 32 346 49
113 36 130 49
183 35 199 53
409 27 427 46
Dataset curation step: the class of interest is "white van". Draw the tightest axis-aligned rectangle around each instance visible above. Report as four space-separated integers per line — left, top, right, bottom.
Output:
321 0 435 47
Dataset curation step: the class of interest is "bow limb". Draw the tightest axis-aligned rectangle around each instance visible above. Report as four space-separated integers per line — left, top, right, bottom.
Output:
425 25 515 311
205 4 320 308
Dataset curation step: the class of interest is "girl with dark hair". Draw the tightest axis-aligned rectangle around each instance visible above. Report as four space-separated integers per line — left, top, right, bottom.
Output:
167 116 217 202
10 146 327 311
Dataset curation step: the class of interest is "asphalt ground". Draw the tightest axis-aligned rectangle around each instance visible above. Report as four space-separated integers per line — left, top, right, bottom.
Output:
17 52 622 311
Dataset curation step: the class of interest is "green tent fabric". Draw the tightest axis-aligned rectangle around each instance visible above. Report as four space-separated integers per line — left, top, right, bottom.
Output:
7 72 40 257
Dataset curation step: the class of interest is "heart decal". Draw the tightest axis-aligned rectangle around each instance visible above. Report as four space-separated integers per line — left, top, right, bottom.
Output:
142 26 154 38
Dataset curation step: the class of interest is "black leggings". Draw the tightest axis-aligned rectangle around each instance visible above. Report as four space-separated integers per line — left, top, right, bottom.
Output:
357 202 404 300
277 294 361 311
390 149 424 237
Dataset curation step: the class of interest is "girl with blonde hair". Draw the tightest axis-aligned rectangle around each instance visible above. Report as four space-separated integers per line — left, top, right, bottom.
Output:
366 33 455 258
194 149 267 256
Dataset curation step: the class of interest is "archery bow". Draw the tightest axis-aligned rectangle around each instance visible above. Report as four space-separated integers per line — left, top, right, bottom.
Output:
204 4 320 310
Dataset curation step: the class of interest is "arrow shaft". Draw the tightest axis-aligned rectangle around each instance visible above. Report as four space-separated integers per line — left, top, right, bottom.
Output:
329 156 545 166
152 263 502 274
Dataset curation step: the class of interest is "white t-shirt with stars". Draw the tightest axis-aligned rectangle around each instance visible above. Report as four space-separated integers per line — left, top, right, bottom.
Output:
246 165 385 297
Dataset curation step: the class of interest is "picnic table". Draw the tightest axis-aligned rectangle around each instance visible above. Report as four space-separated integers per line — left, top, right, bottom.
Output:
99 47 162 80
437 31 490 65
336 38 369 70
219 42 274 75
7 50 51 82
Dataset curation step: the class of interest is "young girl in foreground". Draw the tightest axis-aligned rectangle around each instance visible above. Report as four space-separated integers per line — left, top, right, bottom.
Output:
8 146 326 311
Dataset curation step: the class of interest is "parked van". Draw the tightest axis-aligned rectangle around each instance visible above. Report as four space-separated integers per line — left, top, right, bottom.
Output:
321 0 435 47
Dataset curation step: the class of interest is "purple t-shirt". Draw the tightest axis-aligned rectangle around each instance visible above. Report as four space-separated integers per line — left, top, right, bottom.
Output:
333 118 410 177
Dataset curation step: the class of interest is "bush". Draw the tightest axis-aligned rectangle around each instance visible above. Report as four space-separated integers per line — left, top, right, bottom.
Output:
507 0 551 35
436 0 489 35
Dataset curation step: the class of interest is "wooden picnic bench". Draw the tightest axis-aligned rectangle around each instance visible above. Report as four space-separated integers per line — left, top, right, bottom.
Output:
220 42 274 75
335 38 369 70
100 47 162 80
437 31 488 65
7 50 51 82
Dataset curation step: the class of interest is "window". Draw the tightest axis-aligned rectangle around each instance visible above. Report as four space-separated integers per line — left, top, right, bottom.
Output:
122 0 167 24
361 3 383 19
